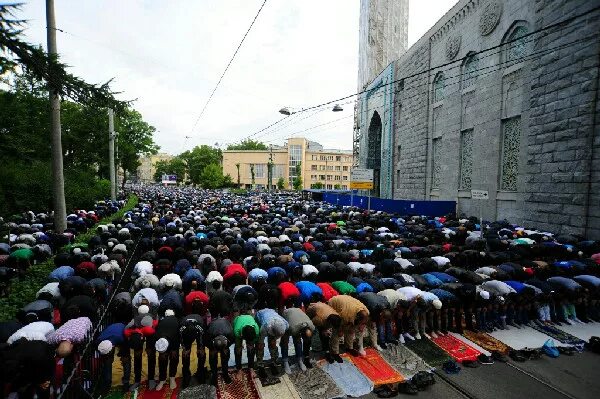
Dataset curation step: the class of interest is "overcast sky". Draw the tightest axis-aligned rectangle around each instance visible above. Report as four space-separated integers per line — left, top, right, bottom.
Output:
16 0 458 154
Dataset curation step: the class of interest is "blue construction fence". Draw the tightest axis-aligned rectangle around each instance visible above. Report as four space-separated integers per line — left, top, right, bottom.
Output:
322 192 456 217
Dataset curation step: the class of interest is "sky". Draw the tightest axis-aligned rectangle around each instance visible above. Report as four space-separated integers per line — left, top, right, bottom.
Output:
15 0 458 154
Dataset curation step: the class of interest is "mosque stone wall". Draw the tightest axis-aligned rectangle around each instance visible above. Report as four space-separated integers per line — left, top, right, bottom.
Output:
357 0 600 238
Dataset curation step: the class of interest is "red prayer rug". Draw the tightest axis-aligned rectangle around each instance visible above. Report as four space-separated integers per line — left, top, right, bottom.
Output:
342 348 404 386
431 334 481 362
217 369 260 399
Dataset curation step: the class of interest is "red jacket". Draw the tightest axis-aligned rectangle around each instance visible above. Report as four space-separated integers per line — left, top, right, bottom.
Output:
223 264 247 281
278 282 300 304
185 291 209 313
317 282 339 301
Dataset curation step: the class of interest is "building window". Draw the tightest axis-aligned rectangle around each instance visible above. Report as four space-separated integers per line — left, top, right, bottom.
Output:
336 156 341 161
342 185 348 190
289 144 302 182
396 170 401 188
320 155 326 161
311 174 317 180
273 164 284 178
335 165 341 171
500 117 521 191
342 175 348 181
462 54 478 89
327 165 333 171
433 72 445 102
334 175 341 181
432 138 441 189
319 175 326 180
459 130 473 190
311 165 317 171
249 164 266 179
507 26 529 62
326 184 333 190
326 175 333 180
342 166 348 171
319 165 325 171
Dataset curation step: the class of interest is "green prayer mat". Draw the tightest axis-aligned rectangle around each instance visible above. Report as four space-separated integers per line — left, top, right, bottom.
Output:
404 338 452 367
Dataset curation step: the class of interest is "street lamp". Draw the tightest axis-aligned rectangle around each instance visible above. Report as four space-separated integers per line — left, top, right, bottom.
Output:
279 107 293 116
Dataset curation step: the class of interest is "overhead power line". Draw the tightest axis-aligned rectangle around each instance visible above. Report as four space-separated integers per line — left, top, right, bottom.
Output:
188 0 268 135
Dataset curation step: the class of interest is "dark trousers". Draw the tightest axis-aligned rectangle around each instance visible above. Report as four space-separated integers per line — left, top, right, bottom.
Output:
209 347 230 375
158 350 179 381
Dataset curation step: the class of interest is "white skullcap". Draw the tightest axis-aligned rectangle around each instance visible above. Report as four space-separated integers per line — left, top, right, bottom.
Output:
155 337 169 353
479 290 490 300
164 309 175 317
138 305 149 315
98 340 113 355
432 299 442 310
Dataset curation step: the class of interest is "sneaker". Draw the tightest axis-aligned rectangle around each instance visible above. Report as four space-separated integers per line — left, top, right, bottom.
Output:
477 354 494 365
298 359 307 372
222 372 232 384
399 334 406 344
491 350 508 363
415 333 422 340
565 319 575 326
303 357 313 369
403 333 415 341
283 359 292 374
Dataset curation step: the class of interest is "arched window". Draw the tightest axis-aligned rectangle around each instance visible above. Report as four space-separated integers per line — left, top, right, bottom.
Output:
462 53 478 89
506 25 529 62
432 72 445 102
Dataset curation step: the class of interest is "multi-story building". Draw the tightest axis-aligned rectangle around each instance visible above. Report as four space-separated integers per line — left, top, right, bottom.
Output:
136 153 174 184
222 137 353 190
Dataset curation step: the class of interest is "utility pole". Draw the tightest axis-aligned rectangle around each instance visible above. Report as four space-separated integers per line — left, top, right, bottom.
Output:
46 0 67 233
267 144 273 191
108 108 116 200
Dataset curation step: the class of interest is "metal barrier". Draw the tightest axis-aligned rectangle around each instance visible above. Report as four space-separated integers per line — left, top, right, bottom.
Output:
322 192 456 217
56 237 141 399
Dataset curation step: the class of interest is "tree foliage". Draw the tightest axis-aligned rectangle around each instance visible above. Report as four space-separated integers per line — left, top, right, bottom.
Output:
293 163 302 190
179 145 221 185
0 3 128 111
226 139 267 151
199 163 224 189
0 72 157 216
277 177 285 190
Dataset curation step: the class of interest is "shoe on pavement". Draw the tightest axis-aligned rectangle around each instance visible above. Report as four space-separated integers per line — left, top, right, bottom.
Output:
403 333 415 341
298 359 307 371
415 333 422 340
283 359 292 374
399 335 406 344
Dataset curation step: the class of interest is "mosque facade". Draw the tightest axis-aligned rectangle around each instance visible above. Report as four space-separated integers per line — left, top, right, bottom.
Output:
356 0 600 239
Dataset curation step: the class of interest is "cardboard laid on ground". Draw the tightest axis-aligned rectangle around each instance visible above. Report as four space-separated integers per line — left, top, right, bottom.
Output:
288 366 345 399
554 321 600 342
490 326 571 350
254 374 301 399
319 359 374 397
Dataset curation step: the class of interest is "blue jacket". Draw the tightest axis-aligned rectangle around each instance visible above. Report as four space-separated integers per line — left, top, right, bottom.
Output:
295 281 323 303
97 322 125 345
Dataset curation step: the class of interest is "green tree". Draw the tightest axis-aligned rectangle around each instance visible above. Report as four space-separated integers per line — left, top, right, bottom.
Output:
227 139 267 151
235 163 241 188
223 174 233 187
312 182 324 189
293 162 302 190
277 177 285 190
116 109 159 187
199 163 224 189
153 158 186 182
334 184 341 189
180 145 221 185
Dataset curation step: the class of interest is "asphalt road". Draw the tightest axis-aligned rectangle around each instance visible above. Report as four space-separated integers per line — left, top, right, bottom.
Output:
363 351 600 399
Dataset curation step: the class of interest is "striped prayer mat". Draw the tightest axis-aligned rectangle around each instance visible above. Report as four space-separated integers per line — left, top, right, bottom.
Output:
530 323 586 346
341 348 404 386
320 359 374 397
431 334 481 362
217 369 260 399
379 344 433 379
288 366 345 399
404 338 452 367
462 330 512 355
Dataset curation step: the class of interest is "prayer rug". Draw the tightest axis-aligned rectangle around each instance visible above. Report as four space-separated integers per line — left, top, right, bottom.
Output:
341 348 404 386
404 338 452 367
531 323 586 346
555 321 600 342
462 330 512 355
217 369 260 399
431 334 481 362
255 374 301 399
177 384 216 399
319 359 374 397
289 366 345 399
379 344 433 379
490 326 570 350
131 378 181 399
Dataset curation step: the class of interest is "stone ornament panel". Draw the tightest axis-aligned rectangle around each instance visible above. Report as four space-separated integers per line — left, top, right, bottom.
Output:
480 1 502 36
446 35 462 60
501 117 521 191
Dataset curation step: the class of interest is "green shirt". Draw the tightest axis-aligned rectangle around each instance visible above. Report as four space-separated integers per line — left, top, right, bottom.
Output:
10 248 34 260
331 281 356 295
232 314 259 342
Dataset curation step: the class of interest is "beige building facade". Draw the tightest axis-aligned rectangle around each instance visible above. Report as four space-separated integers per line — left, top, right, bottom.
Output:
136 153 174 183
222 137 353 190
